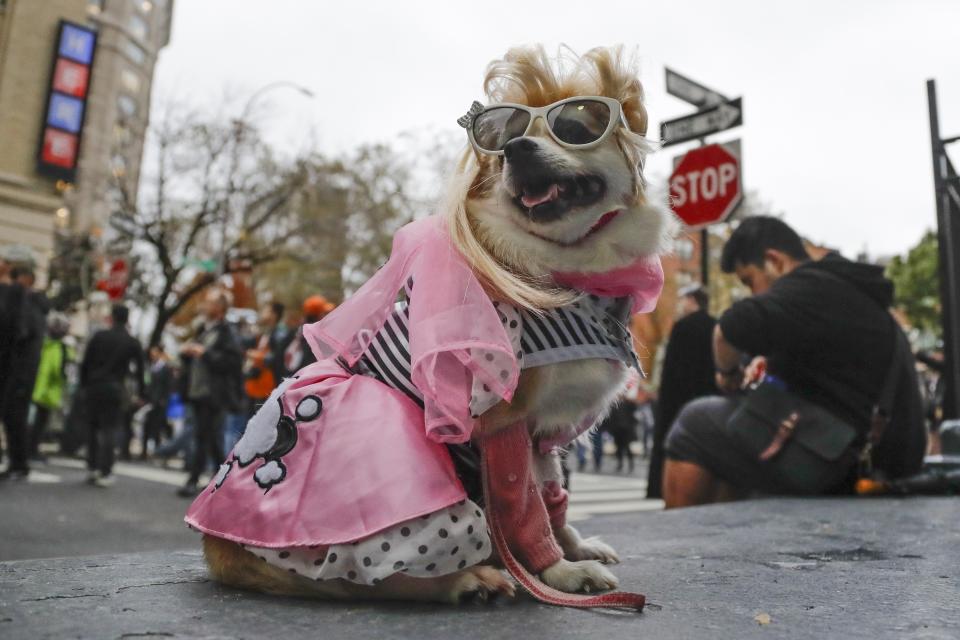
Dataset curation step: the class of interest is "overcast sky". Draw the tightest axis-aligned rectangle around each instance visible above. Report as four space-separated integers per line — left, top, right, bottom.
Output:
152 0 960 258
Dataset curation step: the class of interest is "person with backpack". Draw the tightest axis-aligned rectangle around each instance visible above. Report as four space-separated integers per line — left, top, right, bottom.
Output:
29 313 74 462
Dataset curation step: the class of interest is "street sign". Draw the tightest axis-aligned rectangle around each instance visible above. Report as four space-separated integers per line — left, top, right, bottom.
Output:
660 97 743 147
669 140 742 228
97 258 129 301
665 68 728 108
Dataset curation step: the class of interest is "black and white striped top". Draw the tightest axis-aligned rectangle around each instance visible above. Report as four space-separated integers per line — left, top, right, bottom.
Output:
352 277 640 413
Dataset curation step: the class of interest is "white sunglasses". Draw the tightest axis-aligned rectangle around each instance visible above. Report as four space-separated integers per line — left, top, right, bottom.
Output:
457 96 631 156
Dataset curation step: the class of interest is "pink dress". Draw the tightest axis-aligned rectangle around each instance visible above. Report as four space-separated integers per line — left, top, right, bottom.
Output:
185 215 663 583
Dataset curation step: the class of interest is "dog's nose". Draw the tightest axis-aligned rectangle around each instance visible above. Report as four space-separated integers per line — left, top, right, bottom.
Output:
503 137 537 161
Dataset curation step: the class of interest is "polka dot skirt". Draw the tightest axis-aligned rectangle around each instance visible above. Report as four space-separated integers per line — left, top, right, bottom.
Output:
247 499 490 585
469 303 523 418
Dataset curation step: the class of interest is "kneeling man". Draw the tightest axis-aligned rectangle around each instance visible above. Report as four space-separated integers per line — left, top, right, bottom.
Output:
663 216 925 507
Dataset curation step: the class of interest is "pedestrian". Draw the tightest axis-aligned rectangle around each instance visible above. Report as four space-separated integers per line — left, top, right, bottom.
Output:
177 288 243 497
153 371 196 468
647 284 718 498
662 216 926 507
29 312 74 462
606 398 638 473
281 295 333 377
142 345 174 459
243 302 289 409
0 253 49 481
590 426 604 472
77 304 145 486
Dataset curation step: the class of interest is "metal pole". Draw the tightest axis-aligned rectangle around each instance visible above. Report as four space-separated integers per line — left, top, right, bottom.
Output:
927 79 960 420
697 138 710 290
700 228 709 288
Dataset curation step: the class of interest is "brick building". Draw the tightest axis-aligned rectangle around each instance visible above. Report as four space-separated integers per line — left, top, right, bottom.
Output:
0 0 172 284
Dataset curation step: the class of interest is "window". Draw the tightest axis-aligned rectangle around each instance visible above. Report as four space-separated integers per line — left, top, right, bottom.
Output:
113 124 131 145
111 153 127 178
117 94 137 118
128 14 148 40
122 39 146 64
120 68 141 94
674 237 695 262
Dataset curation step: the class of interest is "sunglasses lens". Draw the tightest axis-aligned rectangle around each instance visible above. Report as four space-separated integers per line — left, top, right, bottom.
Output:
472 107 531 152
546 100 612 146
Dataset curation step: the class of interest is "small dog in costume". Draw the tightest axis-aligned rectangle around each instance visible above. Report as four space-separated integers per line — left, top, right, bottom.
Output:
187 45 672 608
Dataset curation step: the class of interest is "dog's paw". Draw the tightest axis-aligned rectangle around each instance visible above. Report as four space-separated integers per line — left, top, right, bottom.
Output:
556 525 620 564
448 565 516 605
565 535 620 564
540 559 619 594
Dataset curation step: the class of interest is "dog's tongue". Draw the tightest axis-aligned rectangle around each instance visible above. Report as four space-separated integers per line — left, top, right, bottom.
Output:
521 183 559 208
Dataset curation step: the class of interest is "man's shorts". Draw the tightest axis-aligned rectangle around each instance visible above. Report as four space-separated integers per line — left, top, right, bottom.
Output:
664 395 855 495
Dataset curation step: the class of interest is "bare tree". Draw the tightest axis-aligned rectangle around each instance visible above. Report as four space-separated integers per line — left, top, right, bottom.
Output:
256 140 428 307
108 107 310 347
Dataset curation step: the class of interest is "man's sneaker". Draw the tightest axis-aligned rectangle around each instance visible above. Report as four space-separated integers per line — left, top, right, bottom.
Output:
176 483 199 498
86 470 100 484
93 474 115 488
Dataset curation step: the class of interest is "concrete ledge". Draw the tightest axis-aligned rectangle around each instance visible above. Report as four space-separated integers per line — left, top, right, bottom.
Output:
1 497 957 639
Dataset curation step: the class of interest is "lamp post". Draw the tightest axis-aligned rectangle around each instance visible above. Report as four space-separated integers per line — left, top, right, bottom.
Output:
218 81 315 277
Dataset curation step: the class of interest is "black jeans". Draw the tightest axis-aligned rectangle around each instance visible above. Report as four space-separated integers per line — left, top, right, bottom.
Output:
84 383 123 476
664 395 856 495
2 386 32 473
188 400 224 485
30 405 51 458
142 405 169 457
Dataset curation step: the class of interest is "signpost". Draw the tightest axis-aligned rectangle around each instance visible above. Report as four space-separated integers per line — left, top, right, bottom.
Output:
670 141 742 228
660 97 742 148
660 68 744 287
665 67 728 109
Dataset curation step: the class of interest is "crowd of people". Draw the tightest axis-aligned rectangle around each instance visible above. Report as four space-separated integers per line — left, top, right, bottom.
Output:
1 216 948 503
0 244 336 496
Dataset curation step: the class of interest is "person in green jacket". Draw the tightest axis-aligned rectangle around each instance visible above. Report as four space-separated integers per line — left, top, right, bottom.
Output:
30 313 73 462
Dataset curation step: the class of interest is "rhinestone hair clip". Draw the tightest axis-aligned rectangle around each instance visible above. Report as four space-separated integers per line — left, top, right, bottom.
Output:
456 101 484 129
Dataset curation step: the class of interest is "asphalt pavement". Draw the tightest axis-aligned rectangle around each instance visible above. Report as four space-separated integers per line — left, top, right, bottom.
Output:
2 497 956 639
0 453 661 561
0 457 196 561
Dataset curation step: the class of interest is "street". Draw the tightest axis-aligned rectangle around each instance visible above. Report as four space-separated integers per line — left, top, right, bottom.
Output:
0 454 662 562
0 457 195 561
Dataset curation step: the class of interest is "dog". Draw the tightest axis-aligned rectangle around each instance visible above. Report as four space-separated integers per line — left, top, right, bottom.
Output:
189 45 672 606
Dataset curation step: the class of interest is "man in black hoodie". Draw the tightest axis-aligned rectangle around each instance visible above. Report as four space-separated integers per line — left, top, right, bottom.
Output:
663 217 926 507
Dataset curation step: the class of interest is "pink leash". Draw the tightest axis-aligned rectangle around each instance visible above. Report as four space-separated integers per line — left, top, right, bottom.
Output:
480 446 646 612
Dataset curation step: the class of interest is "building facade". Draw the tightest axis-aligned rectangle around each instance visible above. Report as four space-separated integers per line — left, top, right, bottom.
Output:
0 0 172 286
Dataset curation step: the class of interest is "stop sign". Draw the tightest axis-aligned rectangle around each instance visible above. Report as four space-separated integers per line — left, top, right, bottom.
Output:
669 142 742 227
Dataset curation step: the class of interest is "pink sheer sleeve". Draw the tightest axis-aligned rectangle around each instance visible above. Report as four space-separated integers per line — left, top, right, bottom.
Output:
304 216 519 445
406 224 519 444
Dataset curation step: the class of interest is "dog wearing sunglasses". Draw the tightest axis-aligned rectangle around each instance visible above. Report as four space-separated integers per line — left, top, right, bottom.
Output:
191 45 671 606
